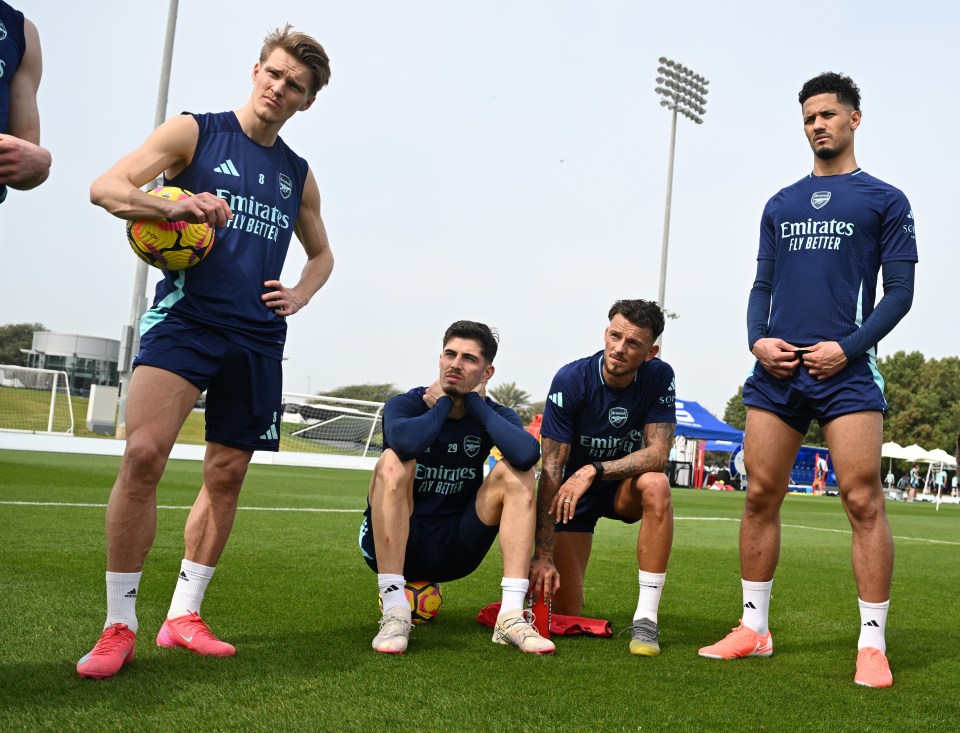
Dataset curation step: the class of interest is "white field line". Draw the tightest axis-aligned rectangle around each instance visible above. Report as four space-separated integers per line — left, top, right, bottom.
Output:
675 516 960 546
0 500 360 513
2 501 957 546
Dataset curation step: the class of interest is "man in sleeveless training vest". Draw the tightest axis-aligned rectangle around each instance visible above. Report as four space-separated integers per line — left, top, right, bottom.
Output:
78 25 334 680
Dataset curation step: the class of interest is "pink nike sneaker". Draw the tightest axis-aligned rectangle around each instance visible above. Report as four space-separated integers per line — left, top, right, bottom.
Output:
854 647 893 688
698 620 773 659
77 623 136 679
156 612 236 657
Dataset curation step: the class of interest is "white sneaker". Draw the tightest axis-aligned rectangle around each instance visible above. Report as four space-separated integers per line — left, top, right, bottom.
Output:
492 609 555 655
373 606 412 654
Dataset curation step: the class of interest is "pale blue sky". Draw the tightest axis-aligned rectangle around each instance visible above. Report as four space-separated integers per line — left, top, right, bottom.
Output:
2 1 955 417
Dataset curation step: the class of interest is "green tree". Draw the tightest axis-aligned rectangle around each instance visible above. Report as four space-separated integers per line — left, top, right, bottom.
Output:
723 387 746 430
521 400 546 425
324 383 400 404
880 351 960 452
489 381 531 414
0 323 47 366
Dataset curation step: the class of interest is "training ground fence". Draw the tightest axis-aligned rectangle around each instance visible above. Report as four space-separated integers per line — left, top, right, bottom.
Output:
277 392 385 461
0 365 74 435
0 373 384 470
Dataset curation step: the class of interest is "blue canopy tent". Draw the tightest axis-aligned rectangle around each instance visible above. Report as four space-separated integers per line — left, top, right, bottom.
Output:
704 439 742 452
674 400 744 488
675 400 744 442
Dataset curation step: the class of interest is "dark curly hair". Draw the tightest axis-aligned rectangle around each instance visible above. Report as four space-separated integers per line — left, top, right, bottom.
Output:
442 321 499 363
799 72 861 112
607 300 665 340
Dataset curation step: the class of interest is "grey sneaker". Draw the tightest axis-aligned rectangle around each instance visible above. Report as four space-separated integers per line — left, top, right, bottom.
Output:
373 606 412 654
629 617 660 656
492 609 555 655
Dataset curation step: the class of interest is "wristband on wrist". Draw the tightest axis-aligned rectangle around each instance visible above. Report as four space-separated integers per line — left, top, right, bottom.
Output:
591 461 604 480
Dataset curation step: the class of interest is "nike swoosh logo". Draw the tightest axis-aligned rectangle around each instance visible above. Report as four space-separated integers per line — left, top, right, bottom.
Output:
754 640 772 654
177 632 194 643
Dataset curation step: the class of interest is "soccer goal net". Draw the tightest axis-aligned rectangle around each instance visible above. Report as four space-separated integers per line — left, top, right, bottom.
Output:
0 365 75 435
280 392 384 459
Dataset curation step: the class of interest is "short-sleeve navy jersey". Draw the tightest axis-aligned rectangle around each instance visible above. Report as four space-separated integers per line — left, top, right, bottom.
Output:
758 169 917 347
540 351 676 479
376 388 540 521
141 111 309 359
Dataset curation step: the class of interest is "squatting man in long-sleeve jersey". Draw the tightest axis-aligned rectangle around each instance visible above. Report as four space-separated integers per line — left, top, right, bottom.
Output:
359 320 554 655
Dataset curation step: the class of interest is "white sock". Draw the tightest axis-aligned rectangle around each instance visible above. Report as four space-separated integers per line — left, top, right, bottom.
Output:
378 573 408 613
106 571 142 634
499 577 530 615
741 579 773 635
857 598 889 653
167 559 215 619
634 570 666 623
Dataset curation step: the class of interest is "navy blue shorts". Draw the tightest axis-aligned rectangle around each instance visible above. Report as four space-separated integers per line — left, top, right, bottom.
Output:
554 478 639 534
742 356 887 434
358 495 500 582
134 315 283 451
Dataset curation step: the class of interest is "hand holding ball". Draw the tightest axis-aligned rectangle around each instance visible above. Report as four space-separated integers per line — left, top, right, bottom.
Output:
127 186 215 270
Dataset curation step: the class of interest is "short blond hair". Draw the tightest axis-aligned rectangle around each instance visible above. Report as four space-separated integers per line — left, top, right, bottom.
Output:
261 24 331 96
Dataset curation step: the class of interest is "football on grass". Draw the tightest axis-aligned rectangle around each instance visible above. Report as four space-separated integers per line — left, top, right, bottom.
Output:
378 580 443 624
126 186 215 270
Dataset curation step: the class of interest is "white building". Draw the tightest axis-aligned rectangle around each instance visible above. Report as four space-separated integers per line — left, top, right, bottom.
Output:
23 332 119 397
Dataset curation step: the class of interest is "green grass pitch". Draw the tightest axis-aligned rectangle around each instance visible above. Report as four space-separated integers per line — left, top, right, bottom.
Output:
1 449 958 732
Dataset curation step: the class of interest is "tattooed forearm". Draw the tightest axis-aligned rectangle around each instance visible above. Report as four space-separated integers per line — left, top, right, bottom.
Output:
535 502 555 555
598 422 675 480
535 440 570 554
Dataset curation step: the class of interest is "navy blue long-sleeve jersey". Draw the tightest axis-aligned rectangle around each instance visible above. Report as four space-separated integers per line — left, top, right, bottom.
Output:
382 388 540 519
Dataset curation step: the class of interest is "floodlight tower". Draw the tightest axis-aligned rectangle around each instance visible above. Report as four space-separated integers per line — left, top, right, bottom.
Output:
117 0 180 437
654 57 709 342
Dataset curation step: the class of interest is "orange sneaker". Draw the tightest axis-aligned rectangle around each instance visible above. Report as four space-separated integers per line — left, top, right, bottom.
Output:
156 612 236 657
77 623 136 679
698 620 773 659
854 647 892 688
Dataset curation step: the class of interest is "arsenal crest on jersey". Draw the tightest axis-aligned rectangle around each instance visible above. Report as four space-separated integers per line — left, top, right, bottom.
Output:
811 191 831 209
279 173 292 199
464 435 481 457
608 407 628 428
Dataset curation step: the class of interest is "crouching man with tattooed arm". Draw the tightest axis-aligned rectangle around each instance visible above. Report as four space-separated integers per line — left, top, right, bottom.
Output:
529 299 676 657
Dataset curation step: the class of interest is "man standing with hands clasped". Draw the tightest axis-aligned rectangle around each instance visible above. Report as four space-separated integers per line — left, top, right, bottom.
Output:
698 73 917 689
